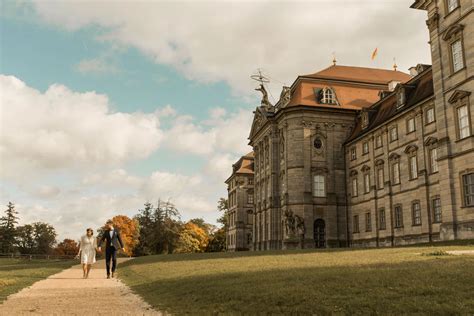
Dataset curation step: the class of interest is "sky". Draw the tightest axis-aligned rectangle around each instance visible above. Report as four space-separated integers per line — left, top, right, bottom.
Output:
0 0 431 241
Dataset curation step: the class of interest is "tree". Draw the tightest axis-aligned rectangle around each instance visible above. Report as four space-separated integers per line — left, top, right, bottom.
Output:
103 215 139 256
0 202 19 253
206 228 226 252
134 202 155 256
134 199 182 255
32 222 57 254
16 224 35 254
174 222 209 253
55 239 79 256
217 198 229 229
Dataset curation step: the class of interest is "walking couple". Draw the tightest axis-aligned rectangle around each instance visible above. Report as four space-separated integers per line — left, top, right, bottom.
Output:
75 220 125 279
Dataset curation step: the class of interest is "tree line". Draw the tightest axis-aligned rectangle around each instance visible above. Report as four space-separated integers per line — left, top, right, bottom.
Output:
0 198 229 256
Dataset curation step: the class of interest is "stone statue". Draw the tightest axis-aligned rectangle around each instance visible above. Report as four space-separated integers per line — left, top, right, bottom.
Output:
295 215 305 235
284 209 295 236
255 84 273 108
279 86 291 108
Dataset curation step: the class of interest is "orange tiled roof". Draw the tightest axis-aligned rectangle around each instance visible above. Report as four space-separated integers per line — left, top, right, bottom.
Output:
302 65 411 85
287 65 411 110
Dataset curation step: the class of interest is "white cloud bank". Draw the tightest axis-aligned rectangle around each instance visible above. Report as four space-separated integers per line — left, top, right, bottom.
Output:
31 0 430 97
0 75 163 179
0 75 251 239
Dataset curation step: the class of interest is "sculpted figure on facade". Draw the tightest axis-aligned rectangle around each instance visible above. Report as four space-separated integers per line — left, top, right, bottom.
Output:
255 84 273 108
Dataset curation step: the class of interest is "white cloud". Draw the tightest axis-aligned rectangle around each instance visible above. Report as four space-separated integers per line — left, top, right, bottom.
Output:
75 57 119 75
31 0 430 98
0 75 163 179
34 185 61 199
0 76 249 241
162 107 252 157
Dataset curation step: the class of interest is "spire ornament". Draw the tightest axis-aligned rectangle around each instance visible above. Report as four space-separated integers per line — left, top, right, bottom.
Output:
251 69 273 108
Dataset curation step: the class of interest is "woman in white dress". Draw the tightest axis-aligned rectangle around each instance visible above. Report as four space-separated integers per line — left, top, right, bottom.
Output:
75 228 97 278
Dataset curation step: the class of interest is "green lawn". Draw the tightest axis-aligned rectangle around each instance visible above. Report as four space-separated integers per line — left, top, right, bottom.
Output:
119 244 474 314
0 258 75 302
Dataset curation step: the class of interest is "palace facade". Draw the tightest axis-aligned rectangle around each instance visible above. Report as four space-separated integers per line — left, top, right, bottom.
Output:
226 0 473 250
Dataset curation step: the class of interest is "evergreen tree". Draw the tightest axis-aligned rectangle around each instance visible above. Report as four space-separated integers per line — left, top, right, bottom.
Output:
0 202 19 253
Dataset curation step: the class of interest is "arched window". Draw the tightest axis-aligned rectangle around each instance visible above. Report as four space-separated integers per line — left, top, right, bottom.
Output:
322 88 336 104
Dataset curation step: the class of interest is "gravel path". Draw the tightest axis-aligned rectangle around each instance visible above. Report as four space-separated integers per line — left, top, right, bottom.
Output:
0 258 160 315
446 250 474 255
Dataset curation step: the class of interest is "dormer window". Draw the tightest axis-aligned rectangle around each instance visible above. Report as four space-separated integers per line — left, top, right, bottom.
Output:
361 111 369 129
322 87 337 104
397 87 406 108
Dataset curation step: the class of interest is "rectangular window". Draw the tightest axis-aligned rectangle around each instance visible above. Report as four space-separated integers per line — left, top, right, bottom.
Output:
351 147 357 160
407 117 416 133
432 198 442 223
451 40 464 73
395 205 403 228
352 178 358 197
375 135 383 148
379 208 386 230
409 155 418 180
426 108 435 124
457 105 470 139
248 178 253 185
363 142 369 155
447 0 459 13
365 212 372 232
462 173 474 206
392 162 400 184
353 215 359 233
377 167 384 189
248 193 254 204
313 175 326 197
412 202 422 226
430 148 438 173
390 127 398 142
364 173 370 193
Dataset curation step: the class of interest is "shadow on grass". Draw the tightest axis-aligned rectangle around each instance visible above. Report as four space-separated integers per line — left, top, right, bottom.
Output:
122 257 474 315
123 239 474 266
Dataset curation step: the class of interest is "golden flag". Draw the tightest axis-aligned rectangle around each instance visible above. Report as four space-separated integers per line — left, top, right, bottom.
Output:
371 48 378 60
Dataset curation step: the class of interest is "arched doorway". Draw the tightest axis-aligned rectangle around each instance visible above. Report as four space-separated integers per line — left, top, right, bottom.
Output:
313 219 326 248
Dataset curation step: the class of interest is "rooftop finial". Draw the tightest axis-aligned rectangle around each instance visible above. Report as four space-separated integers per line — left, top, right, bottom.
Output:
332 52 337 66
393 57 398 71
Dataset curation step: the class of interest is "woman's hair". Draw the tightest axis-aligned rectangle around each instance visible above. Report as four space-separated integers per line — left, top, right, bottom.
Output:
86 228 94 235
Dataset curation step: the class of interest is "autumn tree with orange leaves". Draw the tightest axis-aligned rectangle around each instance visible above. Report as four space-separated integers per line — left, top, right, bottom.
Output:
174 221 209 253
99 215 139 256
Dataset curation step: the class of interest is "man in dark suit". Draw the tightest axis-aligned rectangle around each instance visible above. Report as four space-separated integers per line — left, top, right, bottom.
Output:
98 220 125 279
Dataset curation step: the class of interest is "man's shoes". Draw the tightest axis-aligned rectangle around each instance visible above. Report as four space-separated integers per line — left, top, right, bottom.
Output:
111 272 115 278
107 274 110 279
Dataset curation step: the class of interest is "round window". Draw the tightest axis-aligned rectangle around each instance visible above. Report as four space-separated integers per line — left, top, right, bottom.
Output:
314 138 323 149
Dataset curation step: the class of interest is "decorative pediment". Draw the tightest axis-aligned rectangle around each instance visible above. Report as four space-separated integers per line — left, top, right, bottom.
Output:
248 108 269 140
278 86 291 108
361 165 370 172
389 153 400 161
311 166 329 174
448 90 471 104
350 170 358 177
404 144 418 154
442 24 464 41
424 136 438 146
375 159 385 166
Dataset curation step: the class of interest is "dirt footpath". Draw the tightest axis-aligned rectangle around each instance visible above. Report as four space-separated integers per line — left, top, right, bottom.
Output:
0 258 160 315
